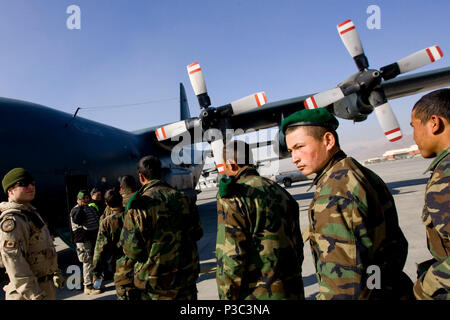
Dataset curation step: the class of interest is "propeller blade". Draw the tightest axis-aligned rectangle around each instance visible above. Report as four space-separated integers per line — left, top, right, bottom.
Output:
155 117 202 141
381 46 444 80
210 139 225 174
230 92 267 115
337 19 369 70
304 87 345 109
187 61 211 109
155 120 188 141
374 102 402 142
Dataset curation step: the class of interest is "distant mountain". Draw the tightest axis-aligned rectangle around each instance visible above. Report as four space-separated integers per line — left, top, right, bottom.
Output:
341 132 416 161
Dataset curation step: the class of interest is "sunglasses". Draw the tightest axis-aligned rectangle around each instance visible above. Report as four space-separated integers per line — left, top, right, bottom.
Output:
16 180 35 188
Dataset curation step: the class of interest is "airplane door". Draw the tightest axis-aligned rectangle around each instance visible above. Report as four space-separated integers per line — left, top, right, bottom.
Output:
59 174 89 250
65 174 89 213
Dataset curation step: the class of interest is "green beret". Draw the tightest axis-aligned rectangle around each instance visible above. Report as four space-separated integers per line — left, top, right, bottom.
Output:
77 191 89 199
280 108 339 135
2 168 34 193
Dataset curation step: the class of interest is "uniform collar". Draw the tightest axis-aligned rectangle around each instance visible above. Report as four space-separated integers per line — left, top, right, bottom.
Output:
141 179 164 193
424 145 450 174
120 188 134 195
0 200 35 217
233 165 259 182
8 200 35 212
218 166 259 198
109 208 124 215
311 150 347 187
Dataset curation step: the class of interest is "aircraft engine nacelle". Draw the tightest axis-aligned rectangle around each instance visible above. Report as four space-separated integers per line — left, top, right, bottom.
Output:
332 93 373 122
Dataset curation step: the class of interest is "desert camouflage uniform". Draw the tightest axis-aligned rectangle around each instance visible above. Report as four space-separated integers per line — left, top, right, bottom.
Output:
307 150 411 300
216 166 305 300
120 179 203 300
414 146 450 300
0 201 61 300
93 208 127 299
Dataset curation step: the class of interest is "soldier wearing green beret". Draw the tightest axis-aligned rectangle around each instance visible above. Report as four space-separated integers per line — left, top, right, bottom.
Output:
216 140 305 300
119 155 203 300
0 168 65 300
281 108 413 300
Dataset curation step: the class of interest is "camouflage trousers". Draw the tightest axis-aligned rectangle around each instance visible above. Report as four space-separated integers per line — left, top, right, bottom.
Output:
114 256 142 300
414 260 450 300
113 280 198 300
140 285 198 300
75 241 95 287
115 284 145 300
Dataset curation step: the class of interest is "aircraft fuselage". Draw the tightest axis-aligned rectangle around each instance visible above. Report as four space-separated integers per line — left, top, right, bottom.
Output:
0 97 203 232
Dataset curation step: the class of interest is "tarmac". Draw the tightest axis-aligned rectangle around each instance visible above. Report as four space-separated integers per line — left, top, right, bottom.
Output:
1 156 435 300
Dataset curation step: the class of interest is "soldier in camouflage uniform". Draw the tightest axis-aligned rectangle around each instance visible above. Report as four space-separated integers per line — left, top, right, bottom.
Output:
93 189 129 299
410 89 450 300
0 168 65 300
282 108 412 300
120 155 203 300
216 140 305 300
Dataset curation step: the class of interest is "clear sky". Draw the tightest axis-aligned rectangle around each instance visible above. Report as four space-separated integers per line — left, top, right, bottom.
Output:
0 0 449 147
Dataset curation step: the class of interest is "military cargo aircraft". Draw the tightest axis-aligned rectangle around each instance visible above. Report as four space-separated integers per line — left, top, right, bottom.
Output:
0 19 449 249
0 84 206 246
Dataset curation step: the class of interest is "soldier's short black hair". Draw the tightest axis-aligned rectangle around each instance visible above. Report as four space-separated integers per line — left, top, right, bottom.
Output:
104 189 123 208
413 89 450 124
119 175 137 192
222 140 254 166
137 155 162 180
90 187 101 196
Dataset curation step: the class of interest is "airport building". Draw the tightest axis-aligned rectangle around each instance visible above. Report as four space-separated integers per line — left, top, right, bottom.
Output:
382 145 420 160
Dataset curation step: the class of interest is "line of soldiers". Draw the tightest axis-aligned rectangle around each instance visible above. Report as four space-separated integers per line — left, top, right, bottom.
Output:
68 157 203 300
0 89 447 300
69 178 140 295
215 88 449 300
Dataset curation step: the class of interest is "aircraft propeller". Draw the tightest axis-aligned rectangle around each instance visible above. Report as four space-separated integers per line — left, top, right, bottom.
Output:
155 61 267 174
304 19 443 142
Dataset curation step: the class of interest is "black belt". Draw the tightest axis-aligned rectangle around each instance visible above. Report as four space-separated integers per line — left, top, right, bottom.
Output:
37 274 53 283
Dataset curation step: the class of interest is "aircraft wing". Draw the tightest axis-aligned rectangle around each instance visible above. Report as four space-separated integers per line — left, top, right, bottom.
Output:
230 66 450 132
382 66 450 100
230 95 309 132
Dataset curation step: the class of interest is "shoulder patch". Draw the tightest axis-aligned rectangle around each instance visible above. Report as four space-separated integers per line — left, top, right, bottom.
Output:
1 219 16 233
